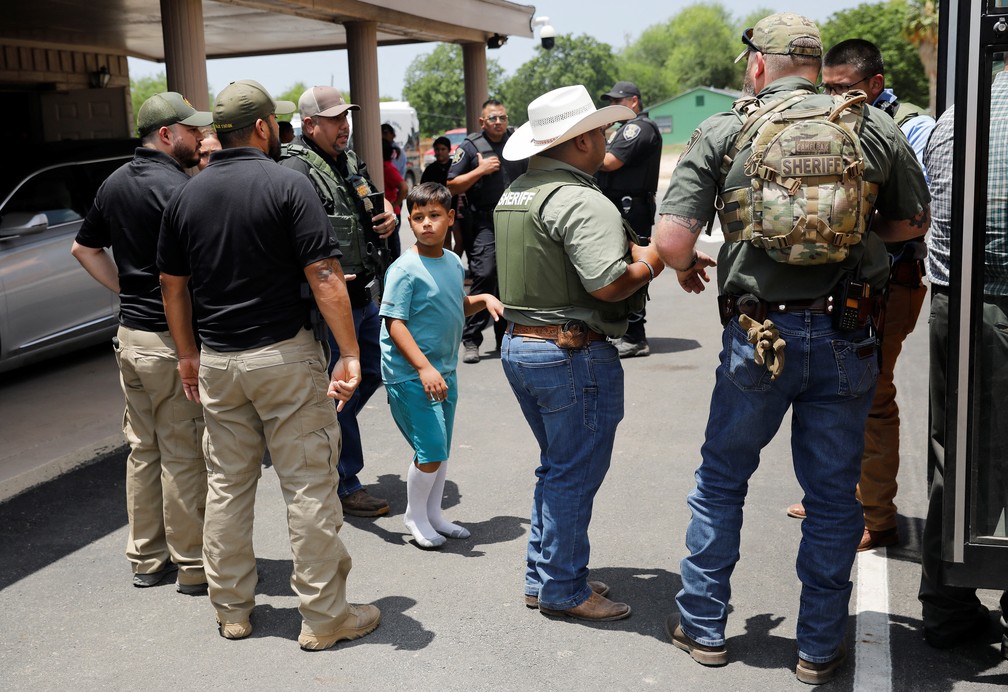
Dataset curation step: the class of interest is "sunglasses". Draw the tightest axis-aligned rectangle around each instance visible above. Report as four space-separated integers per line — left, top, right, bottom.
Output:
819 76 871 95
741 27 761 54
484 114 509 123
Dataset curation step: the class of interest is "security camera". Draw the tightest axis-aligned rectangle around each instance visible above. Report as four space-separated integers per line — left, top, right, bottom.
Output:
532 16 556 50
540 25 555 50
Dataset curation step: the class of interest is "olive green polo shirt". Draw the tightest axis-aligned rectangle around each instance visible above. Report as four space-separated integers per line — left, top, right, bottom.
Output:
660 76 930 301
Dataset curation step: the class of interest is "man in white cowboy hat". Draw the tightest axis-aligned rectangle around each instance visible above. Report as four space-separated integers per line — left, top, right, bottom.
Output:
494 84 665 622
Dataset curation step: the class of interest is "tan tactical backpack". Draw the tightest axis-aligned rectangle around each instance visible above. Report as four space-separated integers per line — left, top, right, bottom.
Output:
716 90 880 265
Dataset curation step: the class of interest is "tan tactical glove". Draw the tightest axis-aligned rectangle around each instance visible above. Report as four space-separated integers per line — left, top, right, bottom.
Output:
738 314 786 381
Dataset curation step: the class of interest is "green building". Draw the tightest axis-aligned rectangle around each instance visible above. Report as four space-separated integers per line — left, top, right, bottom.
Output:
646 86 742 145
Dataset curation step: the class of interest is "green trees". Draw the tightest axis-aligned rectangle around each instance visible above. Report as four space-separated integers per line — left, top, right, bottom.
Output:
129 73 168 130
620 3 745 102
500 34 618 125
402 44 505 136
819 0 929 109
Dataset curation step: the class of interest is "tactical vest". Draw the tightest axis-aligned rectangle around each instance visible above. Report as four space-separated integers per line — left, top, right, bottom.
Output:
464 129 522 210
893 101 924 128
494 169 647 326
280 143 379 276
716 90 880 265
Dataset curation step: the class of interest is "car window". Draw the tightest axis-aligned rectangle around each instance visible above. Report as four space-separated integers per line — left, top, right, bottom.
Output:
2 158 124 227
4 166 83 226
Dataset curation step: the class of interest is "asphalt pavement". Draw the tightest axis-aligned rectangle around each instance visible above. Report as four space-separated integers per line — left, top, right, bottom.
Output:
2 241 1008 690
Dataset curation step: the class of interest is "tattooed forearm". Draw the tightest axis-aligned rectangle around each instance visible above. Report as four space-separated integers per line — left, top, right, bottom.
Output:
313 258 342 282
669 215 705 235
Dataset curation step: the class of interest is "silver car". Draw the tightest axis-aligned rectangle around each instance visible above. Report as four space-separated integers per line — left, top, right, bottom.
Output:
0 142 135 373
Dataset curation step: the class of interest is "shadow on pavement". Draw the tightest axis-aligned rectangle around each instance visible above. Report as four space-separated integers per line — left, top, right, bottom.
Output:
0 447 127 591
890 612 1008 690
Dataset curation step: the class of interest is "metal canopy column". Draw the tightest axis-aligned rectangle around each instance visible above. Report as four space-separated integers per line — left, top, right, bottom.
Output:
160 0 210 110
346 21 381 184
462 43 489 133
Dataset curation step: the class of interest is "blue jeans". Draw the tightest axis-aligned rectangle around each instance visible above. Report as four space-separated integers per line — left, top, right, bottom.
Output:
676 312 878 663
500 331 625 610
327 300 382 498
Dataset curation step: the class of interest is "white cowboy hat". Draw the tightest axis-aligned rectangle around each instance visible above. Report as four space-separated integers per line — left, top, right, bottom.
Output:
502 85 635 161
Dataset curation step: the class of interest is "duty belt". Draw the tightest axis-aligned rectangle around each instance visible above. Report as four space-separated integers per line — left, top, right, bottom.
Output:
718 294 835 325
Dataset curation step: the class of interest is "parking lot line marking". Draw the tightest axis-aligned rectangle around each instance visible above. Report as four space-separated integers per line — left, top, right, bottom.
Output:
854 548 893 692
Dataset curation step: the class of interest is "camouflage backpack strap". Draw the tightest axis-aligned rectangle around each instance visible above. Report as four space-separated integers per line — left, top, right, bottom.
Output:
717 91 814 240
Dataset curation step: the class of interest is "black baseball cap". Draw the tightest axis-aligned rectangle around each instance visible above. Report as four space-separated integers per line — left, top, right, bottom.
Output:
601 81 642 101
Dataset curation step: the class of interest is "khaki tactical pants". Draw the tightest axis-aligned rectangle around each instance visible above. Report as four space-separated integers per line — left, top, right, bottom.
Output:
115 326 207 585
199 329 352 636
856 281 928 531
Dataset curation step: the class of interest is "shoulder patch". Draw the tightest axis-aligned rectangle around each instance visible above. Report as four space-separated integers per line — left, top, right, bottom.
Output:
622 123 641 141
451 148 465 165
683 127 702 157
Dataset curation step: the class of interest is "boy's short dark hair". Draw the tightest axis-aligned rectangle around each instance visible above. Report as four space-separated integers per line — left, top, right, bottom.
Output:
406 182 453 214
433 136 451 149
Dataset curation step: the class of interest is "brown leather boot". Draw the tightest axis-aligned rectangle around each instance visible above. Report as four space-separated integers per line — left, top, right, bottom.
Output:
857 527 899 552
539 591 630 621
786 502 806 519
525 580 609 608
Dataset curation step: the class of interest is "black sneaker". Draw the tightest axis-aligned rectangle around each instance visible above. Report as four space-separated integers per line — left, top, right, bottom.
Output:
132 563 178 588
666 616 728 666
796 644 847 685
462 343 480 364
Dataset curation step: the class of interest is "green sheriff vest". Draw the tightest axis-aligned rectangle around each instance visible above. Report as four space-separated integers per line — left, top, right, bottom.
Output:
494 168 647 332
281 143 381 276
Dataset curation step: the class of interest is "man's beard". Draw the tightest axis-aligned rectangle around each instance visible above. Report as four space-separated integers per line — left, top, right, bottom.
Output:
267 127 282 161
742 73 755 97
173 139 200 168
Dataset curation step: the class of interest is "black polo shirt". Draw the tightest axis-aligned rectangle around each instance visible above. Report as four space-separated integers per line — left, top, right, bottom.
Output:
157 147 341 352
420 160 450 187
75 147 189 332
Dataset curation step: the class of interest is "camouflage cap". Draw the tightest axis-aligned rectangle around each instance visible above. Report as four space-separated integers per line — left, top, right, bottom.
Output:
136 92 212 137
213 79 296 131
734 13 822 64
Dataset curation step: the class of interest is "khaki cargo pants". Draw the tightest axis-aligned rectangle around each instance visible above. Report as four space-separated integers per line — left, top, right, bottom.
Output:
115 325 206 586
199 329 352 637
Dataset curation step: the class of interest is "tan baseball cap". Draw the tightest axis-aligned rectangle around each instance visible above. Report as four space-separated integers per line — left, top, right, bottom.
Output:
298 86 360 120
213 79 295 131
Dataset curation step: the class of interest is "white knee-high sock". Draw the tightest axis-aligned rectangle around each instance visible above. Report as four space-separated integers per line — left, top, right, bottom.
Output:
427 462 470 539
404 462 445 548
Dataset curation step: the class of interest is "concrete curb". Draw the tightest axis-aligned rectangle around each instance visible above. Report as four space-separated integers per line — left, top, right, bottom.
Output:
0 433 126 504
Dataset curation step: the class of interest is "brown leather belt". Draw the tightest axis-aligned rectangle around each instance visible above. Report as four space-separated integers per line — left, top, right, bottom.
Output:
510 323 607 342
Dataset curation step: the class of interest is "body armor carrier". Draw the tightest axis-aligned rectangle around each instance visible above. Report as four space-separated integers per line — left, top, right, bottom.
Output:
716 90 880 265
281 143 381 276
494 169 647 327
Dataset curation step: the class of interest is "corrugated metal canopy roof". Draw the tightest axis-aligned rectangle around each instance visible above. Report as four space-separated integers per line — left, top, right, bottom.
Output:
2 0 536 61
